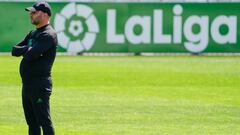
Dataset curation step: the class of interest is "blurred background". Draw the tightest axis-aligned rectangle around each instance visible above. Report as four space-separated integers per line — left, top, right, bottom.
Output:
1 1 240 135
0 0 239 55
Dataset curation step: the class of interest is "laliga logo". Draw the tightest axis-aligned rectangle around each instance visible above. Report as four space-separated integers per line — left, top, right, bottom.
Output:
107 4 237 53
54 3 99 53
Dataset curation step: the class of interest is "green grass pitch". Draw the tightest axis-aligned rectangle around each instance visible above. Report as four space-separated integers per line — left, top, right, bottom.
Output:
0 55 240 135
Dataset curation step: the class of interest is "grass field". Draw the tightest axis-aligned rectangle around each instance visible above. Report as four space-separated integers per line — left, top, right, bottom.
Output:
0 55 240 135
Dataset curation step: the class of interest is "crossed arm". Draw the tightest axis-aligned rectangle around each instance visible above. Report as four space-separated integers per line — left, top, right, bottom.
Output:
11 33 30 57
12 32 54 61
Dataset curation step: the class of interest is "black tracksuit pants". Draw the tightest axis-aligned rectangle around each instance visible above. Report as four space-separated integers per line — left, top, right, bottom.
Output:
22 83 54 135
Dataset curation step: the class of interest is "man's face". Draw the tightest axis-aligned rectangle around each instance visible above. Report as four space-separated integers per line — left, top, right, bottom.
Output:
29 10 44 25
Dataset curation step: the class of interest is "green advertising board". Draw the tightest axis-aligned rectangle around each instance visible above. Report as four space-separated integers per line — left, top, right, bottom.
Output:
0 2 239 53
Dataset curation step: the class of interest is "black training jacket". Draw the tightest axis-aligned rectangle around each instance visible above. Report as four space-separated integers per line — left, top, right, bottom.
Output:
12 24 58 85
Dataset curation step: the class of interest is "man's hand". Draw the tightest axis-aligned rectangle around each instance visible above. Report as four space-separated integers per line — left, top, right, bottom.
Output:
28 47 32 51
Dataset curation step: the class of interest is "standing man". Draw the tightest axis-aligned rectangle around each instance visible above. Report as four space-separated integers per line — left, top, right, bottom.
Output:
12 1 57 135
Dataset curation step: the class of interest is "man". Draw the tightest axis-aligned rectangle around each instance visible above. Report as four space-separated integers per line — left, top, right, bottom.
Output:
11 1 57 135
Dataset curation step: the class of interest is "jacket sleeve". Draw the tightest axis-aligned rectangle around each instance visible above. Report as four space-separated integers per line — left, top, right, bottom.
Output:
11 31 31 57
23 33 54 61
11 45 29 57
